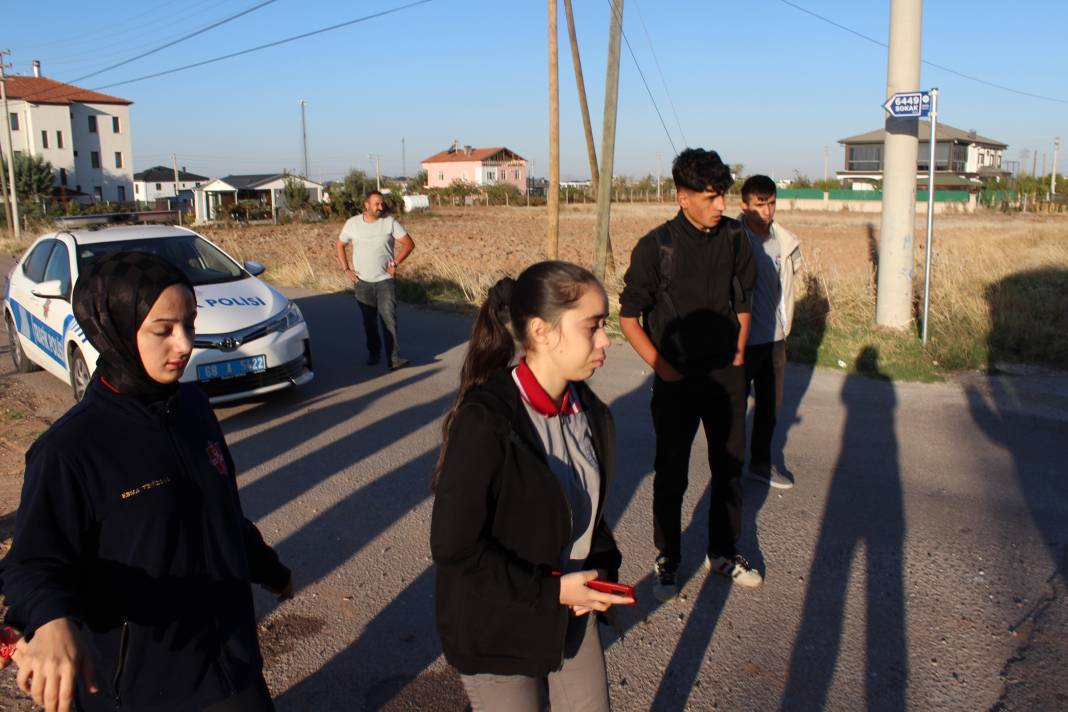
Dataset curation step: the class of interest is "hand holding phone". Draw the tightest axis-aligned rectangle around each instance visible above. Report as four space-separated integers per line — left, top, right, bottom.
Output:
586 579 636 603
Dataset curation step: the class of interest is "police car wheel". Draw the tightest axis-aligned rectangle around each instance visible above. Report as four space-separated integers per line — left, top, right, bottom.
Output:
69 347 91 401
6 313 39 374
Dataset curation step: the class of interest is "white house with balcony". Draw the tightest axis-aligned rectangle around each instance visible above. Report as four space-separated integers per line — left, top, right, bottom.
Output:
1 66 134 203
836 121 1009 190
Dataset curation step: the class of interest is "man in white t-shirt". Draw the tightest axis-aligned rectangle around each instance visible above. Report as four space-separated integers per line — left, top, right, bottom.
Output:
335 190 416 369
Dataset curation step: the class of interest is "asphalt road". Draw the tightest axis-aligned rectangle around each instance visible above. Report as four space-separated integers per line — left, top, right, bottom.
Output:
2 271 1066 711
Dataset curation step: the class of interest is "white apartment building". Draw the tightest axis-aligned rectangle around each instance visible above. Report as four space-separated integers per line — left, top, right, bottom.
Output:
1 68 134 203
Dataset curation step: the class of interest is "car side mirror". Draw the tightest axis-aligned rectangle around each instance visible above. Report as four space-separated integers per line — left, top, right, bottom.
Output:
244 260 266 276
32 279 67 300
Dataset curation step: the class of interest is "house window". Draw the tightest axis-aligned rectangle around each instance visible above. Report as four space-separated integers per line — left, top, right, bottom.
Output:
112 117 120 133
114 152 123 168
155 183 162 191
437 171 444 181
91 151 100 169
513 169 519 180
117 185 126 201
88 116 97 133
60 168 67 186
847 145 882 171
56 130 64 148
485 169 496 182
41 130 48 148
8 113 17 131
93 186 103 201
135 183 140 194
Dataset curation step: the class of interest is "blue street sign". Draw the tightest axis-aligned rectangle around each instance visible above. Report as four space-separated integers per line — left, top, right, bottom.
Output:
883 91 931 118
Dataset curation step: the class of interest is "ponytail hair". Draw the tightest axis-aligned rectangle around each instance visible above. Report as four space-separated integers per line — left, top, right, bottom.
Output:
432 261 601 490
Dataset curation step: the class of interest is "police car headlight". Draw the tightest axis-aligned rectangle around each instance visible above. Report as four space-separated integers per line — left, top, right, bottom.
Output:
280 302 304 331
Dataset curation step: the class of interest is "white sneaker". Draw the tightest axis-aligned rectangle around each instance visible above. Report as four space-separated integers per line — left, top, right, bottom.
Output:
706 554 763 588
747 463 794 490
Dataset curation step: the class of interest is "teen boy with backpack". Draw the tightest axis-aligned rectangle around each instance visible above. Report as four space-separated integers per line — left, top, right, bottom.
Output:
619 148 760 602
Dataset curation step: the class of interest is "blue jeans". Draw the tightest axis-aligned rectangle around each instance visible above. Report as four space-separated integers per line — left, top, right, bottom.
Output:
354 279 401 366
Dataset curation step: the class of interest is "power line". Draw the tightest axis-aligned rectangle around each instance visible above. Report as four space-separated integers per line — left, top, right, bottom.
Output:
632 0 687 146
603 0 678 155
21 0 434 105
778 0 1068 104
67 0 278 84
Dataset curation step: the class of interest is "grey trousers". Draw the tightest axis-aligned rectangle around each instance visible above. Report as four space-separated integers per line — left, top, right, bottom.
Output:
353 279 401 366
461 615 610 712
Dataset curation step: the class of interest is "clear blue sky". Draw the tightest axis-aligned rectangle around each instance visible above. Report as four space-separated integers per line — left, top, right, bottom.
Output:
7 0 1067 183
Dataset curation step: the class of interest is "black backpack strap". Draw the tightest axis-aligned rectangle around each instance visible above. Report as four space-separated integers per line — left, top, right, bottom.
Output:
655 227 674 293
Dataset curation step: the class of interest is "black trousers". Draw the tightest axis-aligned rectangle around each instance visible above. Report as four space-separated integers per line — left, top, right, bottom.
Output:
651 364 746 563
744 340 786 466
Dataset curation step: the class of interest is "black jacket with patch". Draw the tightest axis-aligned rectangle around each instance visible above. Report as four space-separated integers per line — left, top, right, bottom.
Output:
620 210 757 374
431 369 622 677
0 377 289 712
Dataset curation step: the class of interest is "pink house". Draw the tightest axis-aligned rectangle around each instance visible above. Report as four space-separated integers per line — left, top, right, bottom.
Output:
422 143 528 194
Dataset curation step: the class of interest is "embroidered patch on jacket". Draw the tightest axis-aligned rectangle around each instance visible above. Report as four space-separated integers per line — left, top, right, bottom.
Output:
206 441 228 475
121 476 172 500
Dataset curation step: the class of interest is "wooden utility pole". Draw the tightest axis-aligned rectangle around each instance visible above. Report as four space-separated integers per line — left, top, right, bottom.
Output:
0 51 20 240
593 0 624 282
563 0 613 271
547 0 560 259
0 147 10 235
563 0 598 194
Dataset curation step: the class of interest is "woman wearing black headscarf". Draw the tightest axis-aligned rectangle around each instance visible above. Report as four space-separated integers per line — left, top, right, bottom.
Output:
0 252 292 712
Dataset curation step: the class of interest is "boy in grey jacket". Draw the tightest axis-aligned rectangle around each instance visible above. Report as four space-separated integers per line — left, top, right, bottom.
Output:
738 175 801 489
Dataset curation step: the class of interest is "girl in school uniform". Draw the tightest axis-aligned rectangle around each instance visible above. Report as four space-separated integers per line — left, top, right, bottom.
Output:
431 261 632 712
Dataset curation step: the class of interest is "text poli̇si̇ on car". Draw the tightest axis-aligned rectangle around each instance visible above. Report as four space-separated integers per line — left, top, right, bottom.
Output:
3 225 313 403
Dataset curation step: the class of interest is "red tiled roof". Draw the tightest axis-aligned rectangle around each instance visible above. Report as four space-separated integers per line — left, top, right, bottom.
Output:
4 76 132 105
422 146 525 164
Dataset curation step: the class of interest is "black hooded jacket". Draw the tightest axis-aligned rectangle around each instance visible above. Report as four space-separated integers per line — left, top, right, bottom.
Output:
0 376 289 711
430 369 622 677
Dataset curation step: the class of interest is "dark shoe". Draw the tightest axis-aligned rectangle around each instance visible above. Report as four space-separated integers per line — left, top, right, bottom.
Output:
366 354 381 366
706 553 763 588
652 555 679 602
389 357 410 371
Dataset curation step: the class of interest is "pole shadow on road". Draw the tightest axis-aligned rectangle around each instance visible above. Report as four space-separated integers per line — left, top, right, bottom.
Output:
964 268 1068 709
778 347 907 712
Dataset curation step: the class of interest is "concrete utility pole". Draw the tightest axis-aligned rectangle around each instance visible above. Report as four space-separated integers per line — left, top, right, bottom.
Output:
547 0 560 259
368 154 381 191
593 0 624 282
401 137 406 179
1052 137 1060 195
0 51 20 240
1032 148 1038 178
171 153 183 226
875 0 922 329
656 152 662 202
298 100 309 178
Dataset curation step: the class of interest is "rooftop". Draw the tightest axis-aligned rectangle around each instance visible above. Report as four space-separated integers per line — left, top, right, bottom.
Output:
839 121 1007 148
422 145 525 164
4 76 132 106
134 166 210 182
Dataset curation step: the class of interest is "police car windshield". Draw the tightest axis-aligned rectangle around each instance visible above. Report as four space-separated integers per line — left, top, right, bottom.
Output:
77 235 245 286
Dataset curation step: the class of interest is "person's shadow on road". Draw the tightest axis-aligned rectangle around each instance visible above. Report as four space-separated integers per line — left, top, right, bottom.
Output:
777 347 907 712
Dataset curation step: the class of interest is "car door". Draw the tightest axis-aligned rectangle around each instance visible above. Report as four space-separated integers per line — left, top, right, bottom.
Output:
8 239 69 381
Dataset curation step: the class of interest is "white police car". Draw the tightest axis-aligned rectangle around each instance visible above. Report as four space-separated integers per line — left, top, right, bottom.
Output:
3 225 313 403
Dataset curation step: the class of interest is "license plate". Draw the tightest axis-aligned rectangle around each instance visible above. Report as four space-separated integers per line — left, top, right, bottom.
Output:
197 355 267 381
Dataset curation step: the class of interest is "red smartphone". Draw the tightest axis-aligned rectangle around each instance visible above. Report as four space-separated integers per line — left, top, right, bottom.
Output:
586 579 636 603
0 626 21 660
